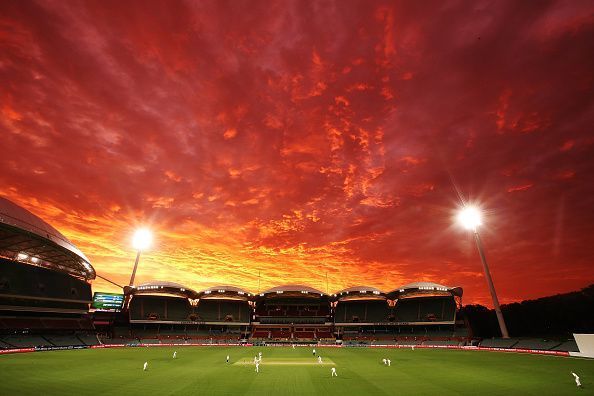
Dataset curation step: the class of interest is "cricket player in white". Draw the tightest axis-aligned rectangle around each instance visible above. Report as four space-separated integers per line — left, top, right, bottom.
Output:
313 348 316 356
571 372 582 388
412 345 415 351
387 359 391 366
318 356 322 364
173 351 177 359
226 355 230 363
255 361 260 373
254 356 258 364
143 362 148 371
382 358 386 365
331 367 337 377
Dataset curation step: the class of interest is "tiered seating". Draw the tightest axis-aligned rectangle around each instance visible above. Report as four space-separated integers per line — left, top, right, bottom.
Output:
424 340 464 346
0 258 91 313
0 339 15 349
0 335 52 348
167 298 191 320
252 330 269 338
196 300 251 322
479 338 519 348
316 329 333 339
130 296 191 321
0 317 45 329
394 297 456 322
552 340 579 352
513 339 561 350
335 301 390 323
44 335 85 346
77 333 100 346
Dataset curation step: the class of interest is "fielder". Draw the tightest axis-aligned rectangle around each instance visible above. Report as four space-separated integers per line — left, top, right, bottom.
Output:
387 358 391 366
313 348 316 356
318 356 323 364
255 361 260 373
331 367 337 377
382 358 387 365
572 372 582 388
173 351 177 359
143 361 148 371
226 355 230 363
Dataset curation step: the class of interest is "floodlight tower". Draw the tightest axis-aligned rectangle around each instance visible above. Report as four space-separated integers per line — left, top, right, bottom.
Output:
457 206 510 338
128 228 152 287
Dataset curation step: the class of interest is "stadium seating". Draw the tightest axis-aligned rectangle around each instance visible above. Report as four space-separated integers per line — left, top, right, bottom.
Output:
0 258 91 313
479 338 519 348
423 340 465 347
552 340 579 352
394 297 456 322
334 300 390 323
513 339 561 350
76 333 100 346
129 295 192 321
0 335 53 348
195 300 251 322
44 335 85 347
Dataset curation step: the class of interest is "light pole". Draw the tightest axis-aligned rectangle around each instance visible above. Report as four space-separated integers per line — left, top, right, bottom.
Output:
457 206 510 339
128 228 152 287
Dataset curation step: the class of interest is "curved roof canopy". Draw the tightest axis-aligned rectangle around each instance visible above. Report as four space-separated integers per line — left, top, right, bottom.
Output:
260 284 326 296
198 285 252 299
334 285 386 300
131 281 198 298
387 282 463 298
0 197 95 280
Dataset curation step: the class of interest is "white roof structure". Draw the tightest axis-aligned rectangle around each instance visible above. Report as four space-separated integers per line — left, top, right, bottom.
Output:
261 284 326 295
199 285 251 295
0 196 95 279
133 281 198 297
388 282 463 297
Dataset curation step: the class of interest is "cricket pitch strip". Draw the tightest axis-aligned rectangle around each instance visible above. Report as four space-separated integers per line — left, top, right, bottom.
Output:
234 358 336 366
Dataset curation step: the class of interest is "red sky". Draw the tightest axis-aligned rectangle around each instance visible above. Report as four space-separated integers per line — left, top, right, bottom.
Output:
1 0 594 306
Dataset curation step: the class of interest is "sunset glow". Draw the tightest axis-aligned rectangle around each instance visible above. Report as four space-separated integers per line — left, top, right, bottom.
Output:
1 1 594 306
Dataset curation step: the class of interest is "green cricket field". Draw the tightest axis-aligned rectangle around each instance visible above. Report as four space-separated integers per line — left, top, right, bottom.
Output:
1 346 593 395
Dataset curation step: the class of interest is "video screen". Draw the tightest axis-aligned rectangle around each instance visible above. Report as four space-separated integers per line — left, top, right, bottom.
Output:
91 292 125 311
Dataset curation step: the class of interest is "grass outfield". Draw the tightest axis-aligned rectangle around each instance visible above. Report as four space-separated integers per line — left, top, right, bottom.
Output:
1 346 593 395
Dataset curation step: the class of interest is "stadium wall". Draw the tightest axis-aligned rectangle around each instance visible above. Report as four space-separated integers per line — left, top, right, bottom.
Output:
0 343 571 357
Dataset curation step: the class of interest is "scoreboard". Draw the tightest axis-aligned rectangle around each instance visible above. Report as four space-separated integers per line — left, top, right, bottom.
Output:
91 292 125 311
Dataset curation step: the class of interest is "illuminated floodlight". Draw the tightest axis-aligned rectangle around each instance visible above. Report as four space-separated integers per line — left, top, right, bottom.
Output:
132 228 152 251
457 206 482 230
31 257 39 263
17 253 28 260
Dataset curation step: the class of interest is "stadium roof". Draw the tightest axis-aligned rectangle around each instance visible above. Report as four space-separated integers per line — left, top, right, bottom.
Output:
132 280 198 298
260 284 326 295
199 285 251 295
335 285 384 294
387 282 463 298
334 285 386 300
0 196 95 280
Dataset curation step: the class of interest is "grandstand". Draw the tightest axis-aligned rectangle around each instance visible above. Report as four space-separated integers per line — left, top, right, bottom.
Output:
252 285 332 342
120 283 252 344
0 197 98 349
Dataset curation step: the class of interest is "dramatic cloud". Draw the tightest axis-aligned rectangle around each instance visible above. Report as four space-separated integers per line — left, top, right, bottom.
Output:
1 0 593 305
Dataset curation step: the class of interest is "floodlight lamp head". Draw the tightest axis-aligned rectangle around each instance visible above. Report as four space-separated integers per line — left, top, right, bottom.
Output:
132 228 152 251
458 206 482 231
